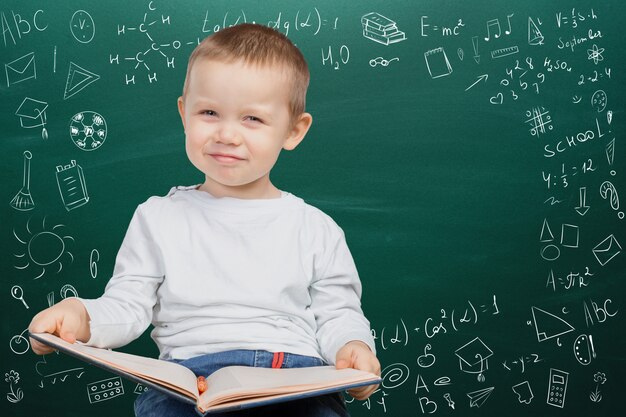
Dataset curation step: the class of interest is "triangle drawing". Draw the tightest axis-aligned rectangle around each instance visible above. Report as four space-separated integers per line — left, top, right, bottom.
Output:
64 62 100 100
531 306 575 342
540 218 554 242
528 17 544 46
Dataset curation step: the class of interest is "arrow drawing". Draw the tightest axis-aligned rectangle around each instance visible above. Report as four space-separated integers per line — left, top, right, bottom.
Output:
465 74 489 91
575 187 590 216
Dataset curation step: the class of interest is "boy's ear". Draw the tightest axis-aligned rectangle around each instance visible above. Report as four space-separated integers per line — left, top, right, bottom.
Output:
283 112 313 151
177 96 186 131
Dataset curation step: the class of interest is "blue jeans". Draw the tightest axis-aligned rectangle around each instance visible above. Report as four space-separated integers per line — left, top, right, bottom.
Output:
134 350 350 417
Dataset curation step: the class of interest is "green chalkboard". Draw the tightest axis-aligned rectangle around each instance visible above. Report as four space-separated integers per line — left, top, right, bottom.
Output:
2 0 624 416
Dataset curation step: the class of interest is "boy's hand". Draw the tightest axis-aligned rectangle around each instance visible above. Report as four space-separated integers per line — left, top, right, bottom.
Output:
28 298 91 355
335 340 381 400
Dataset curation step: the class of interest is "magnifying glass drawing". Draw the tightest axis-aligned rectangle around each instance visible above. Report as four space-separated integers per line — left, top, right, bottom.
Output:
11 285 29 309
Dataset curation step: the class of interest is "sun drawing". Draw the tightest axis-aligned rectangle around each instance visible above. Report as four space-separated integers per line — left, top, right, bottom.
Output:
13 217 74 279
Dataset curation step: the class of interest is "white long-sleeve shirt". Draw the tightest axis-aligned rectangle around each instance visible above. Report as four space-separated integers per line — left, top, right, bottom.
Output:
80 186 375 363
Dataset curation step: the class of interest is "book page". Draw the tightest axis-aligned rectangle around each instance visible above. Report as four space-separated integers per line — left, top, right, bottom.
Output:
200 365 379 409
31 333 199 400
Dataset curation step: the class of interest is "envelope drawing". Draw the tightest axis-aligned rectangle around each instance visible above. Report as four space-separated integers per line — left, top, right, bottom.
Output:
5 52 36 87
592 234 622 266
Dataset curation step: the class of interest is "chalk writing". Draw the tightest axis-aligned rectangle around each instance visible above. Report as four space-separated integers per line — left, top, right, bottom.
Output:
110 1 198 85
543 117 608 158
90 249 100 279
201 8 338 37
321 44 349 70
556 8 597 29
420 16 465 37
545 267 595 291
583 298 618 327
376 318 408 351
0 9 47 47
502 353 543 373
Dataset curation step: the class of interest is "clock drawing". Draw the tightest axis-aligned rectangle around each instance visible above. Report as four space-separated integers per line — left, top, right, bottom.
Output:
70 10 95 44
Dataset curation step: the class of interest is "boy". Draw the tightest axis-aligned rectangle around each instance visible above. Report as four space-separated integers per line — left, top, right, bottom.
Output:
29 23 380 416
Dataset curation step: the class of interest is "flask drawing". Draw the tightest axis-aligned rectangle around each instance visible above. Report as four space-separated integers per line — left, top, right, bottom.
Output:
10 151 35 211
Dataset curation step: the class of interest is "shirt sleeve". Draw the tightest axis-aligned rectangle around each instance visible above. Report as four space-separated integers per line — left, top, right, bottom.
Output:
78 204 165 349
308 216 376 364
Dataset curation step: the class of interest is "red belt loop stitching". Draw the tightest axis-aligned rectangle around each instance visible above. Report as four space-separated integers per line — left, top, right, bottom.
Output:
272 352 284 368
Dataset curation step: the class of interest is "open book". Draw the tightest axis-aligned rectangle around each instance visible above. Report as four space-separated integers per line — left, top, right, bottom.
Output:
29 332 381 414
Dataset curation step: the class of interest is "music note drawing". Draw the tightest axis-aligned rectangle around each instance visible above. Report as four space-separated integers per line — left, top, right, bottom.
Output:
485 19 501 41
505 13 514 35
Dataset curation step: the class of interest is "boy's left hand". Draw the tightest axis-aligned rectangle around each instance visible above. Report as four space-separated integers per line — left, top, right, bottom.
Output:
335 340 381 400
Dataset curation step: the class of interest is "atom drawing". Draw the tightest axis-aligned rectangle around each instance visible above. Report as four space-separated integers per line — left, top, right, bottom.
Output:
587 44 604 65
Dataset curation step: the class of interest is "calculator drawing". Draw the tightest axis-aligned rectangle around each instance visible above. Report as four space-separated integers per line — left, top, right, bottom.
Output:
546 368 568 408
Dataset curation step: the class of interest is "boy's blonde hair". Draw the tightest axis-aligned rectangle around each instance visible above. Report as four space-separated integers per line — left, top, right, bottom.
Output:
182 24 310 120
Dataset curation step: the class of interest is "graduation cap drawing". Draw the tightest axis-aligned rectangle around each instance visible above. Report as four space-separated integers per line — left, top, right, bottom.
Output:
455 337 493 382
15 97 48 140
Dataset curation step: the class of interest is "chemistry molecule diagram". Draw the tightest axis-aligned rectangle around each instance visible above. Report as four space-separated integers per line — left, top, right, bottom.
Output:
109 1 198 85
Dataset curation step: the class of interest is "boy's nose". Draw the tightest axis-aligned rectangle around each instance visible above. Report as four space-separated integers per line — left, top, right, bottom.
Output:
215 122 241 145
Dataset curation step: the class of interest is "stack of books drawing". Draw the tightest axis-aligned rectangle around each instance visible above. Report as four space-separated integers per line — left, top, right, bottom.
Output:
361 12 406 45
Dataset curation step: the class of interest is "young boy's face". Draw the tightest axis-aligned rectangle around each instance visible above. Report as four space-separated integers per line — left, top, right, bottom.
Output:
178 58 312 198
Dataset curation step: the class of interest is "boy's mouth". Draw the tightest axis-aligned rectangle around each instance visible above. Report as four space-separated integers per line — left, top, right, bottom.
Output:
209 153 245 163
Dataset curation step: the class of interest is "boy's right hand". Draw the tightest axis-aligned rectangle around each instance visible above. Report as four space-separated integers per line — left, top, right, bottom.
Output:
28 298 91 355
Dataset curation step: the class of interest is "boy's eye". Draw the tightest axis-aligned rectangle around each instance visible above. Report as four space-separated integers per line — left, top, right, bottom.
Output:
201 110 217 116
244 115 263 123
